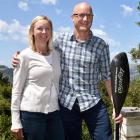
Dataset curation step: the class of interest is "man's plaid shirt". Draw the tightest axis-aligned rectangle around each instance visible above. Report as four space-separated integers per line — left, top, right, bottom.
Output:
53 32 111 111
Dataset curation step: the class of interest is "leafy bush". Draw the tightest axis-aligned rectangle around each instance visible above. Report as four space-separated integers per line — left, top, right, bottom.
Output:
0 72 14 140
82 121 91 140
124 78 140 107
0 114 16 140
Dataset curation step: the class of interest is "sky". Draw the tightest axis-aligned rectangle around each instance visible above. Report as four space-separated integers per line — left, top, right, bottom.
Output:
0 0 139 67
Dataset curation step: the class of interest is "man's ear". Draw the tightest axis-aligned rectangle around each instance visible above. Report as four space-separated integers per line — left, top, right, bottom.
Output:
71 15 74 22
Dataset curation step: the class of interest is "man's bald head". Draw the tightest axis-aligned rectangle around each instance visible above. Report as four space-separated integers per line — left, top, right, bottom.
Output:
72 2 93 15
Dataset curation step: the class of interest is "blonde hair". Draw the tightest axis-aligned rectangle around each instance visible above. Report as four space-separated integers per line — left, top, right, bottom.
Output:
28 15 53 54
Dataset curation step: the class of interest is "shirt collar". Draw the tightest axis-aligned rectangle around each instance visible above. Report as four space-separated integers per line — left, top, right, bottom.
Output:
70 30 93 43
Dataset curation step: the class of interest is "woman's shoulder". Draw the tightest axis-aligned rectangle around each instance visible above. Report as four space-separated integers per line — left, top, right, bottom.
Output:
18 47 32 60
21 47 32 55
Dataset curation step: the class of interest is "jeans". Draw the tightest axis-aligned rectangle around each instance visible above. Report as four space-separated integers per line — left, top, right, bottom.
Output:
60 99 112 140
20 110 65 140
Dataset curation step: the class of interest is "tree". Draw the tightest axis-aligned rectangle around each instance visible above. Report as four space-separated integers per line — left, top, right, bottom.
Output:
0 72 16 140
130 2 140 72
137 1 140 26
130 44 140 61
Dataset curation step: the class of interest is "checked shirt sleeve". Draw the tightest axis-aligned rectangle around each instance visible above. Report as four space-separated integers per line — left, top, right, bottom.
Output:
100 43 111 81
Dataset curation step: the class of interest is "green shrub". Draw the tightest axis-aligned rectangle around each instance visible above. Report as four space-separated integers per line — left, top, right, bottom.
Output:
124 79 140 107
0 114 16 140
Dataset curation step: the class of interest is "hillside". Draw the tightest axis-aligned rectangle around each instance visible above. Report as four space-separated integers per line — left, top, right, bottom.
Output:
0 65 13 83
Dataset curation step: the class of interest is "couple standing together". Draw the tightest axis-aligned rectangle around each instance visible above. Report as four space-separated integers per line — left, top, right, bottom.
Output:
11 2 123 140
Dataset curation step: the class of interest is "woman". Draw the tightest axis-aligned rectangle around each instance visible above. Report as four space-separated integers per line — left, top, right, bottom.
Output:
11 15 64 140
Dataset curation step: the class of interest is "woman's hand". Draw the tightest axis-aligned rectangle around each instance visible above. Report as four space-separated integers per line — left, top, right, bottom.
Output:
11 128 24 140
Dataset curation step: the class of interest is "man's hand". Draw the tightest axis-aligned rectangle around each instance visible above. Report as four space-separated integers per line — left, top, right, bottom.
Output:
11 128 24 140
12 51 20 68
114 114 123 124
112 108 123 124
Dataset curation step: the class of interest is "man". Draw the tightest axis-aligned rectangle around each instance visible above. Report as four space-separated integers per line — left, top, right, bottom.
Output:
13 2 122 140
53 2 123 140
